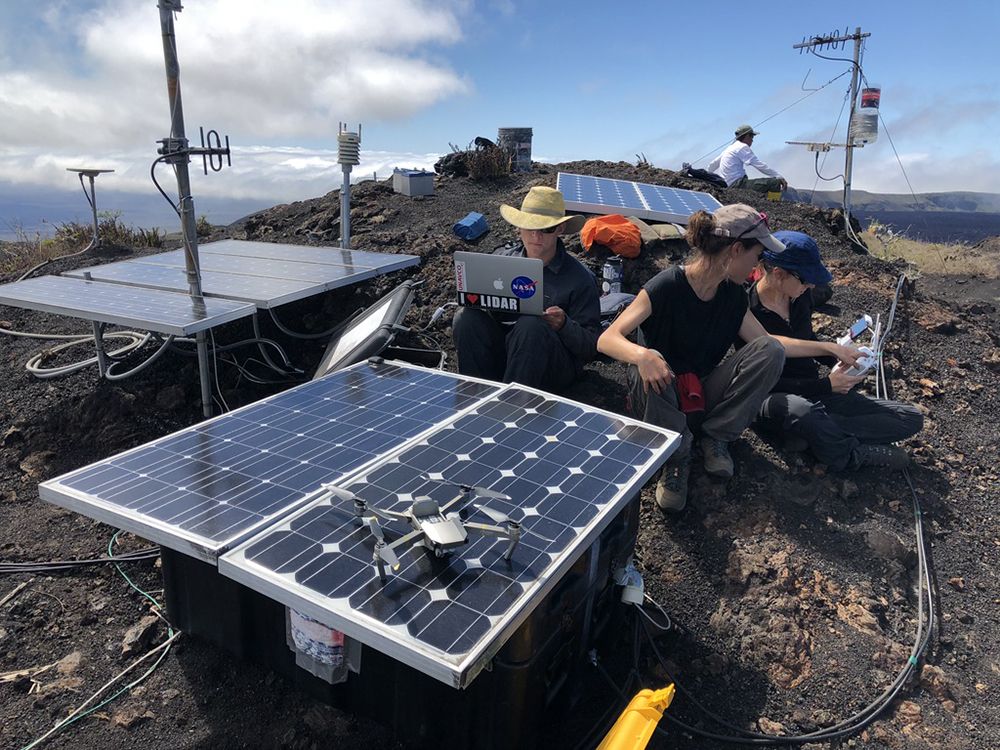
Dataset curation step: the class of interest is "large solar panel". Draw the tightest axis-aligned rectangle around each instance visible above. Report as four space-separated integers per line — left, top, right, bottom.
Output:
41 362 500 562
0 275 254 335
124 249 383 285
196 240 418 272
220 383 679 688
63 241 420 309
63 261 322 308
557 172 722 223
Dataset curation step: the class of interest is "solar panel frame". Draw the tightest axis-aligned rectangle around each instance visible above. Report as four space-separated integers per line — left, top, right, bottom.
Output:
219 382 680 688
63 241 420 309
0 275 254 335
63 261 323 308
40 361 502 562
557 171 722 224
195 240 420 273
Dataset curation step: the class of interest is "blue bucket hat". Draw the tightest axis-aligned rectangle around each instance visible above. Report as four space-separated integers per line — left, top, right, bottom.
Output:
765 230 833 285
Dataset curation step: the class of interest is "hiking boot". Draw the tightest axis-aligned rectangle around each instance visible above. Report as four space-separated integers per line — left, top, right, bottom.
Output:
655 457 690 512
701 437 734 479
853 444 909 470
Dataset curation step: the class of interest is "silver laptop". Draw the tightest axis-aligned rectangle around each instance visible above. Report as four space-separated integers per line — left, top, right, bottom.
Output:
454 251 545 315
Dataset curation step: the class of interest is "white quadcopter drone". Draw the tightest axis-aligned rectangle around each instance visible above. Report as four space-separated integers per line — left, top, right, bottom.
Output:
323 478 553 583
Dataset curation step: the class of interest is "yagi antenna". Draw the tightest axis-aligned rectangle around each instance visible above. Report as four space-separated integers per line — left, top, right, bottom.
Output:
791 26 872 244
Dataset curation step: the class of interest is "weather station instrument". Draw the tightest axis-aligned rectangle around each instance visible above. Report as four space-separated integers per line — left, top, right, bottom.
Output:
787 27 875 246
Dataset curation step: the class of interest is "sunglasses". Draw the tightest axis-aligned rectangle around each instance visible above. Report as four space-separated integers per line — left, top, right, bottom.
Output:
734 212 769 242
523 225 560 235
787 269 805 283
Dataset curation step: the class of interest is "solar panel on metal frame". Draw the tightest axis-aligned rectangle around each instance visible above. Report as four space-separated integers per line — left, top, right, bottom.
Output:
195 240 419 273
219 383 680 688
557 171 722 224
63 261 323 308
0 275 254 335
40 362 500 562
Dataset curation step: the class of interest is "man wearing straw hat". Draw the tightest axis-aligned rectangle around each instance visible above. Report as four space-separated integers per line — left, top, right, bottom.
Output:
708 124 787 194
452 186 601 391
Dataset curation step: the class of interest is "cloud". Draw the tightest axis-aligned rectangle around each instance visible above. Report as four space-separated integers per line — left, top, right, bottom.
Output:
0 0 468 154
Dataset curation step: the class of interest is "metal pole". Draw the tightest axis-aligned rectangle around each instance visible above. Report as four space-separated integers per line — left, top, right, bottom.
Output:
158 1 212 418
843 26 862 224
86 174 100 246
341 166 351 249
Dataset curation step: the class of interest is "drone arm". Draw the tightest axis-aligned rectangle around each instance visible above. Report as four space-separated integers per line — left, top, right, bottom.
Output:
386 528 424 555
463 521 508 537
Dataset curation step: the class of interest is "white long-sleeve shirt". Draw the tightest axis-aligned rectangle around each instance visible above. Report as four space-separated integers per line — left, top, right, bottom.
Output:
707 141 782 186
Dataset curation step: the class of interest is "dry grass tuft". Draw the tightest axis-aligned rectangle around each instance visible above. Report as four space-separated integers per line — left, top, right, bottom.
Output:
1 212 165 277
862 220 999 278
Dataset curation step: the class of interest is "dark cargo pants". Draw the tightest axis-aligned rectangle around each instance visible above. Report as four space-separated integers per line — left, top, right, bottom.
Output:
758 391 924 470
628 336 785 461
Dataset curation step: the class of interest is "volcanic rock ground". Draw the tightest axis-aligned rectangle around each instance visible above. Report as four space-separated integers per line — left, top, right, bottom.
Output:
1 161 999 750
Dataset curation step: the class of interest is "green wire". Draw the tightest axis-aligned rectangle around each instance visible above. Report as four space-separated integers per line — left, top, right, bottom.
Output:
18 532 177 750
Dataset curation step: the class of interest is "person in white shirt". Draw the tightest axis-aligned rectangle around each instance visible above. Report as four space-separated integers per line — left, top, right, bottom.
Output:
708 125 787 194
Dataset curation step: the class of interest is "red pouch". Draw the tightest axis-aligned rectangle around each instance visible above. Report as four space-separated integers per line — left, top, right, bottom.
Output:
675 372 704 413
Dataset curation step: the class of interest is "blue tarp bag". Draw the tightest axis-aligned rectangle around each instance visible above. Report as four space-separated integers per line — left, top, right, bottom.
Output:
453 211 489 241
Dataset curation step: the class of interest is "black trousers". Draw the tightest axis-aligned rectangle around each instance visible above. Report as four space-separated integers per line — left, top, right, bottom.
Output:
759 390 923 470
452 307 578 391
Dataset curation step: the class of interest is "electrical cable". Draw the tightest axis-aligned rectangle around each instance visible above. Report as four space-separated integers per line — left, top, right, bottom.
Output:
573 611 644 750
0 547 159 575
268 306 357 340
251 313 304 376
16 532 177 750
103 333 174 380
209 328 231 412
809 83 852 199
20 330 150 379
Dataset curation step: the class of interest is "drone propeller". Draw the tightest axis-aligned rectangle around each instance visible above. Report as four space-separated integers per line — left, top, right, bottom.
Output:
365 516 400 570
472 504 557 544
419 474 513 503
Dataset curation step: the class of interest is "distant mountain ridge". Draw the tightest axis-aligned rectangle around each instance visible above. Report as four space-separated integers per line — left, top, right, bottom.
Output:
790 188 1000 214
4 181 999 244
783 188 1000 244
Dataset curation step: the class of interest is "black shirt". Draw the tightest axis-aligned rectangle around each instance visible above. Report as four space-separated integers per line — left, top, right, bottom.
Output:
494 240 601 366
746 282 836 398
639 266 748 377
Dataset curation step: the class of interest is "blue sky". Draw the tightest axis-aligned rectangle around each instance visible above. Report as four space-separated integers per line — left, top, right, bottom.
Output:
2 0 998 232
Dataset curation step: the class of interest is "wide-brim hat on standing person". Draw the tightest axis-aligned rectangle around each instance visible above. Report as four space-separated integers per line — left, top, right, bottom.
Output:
500 186 586 233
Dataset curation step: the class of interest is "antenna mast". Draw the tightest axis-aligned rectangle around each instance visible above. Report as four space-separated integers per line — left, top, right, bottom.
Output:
791 27 871 232
155 0 232 416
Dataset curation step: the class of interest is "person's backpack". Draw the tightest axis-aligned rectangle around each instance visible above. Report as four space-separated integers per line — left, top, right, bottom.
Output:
581 215 642 259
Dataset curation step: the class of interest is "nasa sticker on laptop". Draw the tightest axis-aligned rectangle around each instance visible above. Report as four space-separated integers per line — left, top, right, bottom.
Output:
510 276 538 299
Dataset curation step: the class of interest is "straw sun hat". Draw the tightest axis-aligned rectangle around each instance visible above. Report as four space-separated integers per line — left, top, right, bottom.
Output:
499 186 586 233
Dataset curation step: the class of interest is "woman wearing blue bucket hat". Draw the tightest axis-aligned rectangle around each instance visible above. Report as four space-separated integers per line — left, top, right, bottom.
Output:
747 230 923 471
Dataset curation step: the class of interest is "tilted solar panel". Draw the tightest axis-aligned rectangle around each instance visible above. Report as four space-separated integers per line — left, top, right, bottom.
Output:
220 383 679 688
41 362 500 561
0 275 254 335
557 171 721 224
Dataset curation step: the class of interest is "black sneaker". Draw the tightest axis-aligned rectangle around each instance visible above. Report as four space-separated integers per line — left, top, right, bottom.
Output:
852 444 909 470
655 457 690 512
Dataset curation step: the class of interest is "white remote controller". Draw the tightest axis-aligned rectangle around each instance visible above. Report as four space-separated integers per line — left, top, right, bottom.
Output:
834 346 877 377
